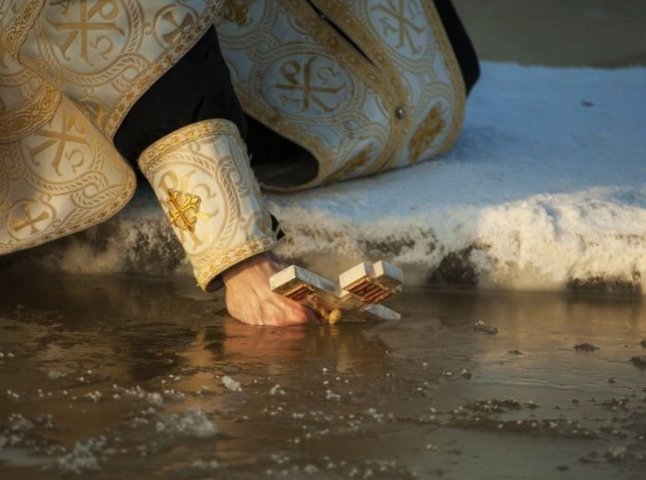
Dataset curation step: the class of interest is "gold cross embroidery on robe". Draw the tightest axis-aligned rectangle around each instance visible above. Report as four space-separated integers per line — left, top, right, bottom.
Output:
166 189 201 232
223 0 250 26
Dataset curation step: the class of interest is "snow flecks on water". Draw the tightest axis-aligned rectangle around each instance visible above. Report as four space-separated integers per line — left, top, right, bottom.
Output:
448 400 600 439
270 384 285 396
117 385 164 406
84 390 102 402
5 389 20 399
221 375 242 392
7 414 35 434
325 390 341 401
46 370 67 379
56 439 102 473
154 409 218 438
256 454 416 479
606 446 628 461
190 458 220 470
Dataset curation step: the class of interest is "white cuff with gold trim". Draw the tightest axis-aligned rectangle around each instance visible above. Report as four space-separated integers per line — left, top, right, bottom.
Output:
138 119 276 291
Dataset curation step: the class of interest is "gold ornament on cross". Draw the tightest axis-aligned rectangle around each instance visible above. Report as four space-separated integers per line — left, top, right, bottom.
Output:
270 261 403 325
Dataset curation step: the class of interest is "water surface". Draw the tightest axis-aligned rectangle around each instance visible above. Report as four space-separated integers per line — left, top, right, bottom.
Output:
0 275 644 479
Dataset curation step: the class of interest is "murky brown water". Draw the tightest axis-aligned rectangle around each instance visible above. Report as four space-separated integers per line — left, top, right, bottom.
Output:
0 275 644 479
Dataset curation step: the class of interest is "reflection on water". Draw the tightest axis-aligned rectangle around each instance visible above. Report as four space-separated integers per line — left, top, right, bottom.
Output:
0 275 644 479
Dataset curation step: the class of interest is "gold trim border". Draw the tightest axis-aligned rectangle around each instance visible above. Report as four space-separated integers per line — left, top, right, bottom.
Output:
422 1 467 154
240 0 409 190
0 97 137 256
138 118 241 174
106 0 225 139
0 82 61 143
223 0 467 191
308 0 410 177
1 0 44 56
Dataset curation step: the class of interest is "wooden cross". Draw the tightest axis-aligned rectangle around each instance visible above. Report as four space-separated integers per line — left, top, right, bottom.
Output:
270 261 402 324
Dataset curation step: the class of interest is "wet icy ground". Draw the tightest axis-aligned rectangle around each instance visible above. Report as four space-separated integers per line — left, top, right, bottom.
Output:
0 275 644 479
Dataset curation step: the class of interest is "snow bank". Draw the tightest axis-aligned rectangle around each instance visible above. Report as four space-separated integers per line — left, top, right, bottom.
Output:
3 63 644 294
267 62 646 293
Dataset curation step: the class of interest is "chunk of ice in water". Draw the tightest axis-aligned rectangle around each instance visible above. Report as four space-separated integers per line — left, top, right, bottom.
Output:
56 438 105 473
607 445 628 460
155 409 218 438
221 375 242 392
270 384 285 396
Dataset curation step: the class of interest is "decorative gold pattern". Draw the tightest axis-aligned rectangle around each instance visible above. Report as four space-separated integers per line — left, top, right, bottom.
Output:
0 96 136 254
215 0 399 191
1 0 44 56
106 1 224 137
222 0 251 26
138 119 240 172
216 0 466 190
15 1 223 137
1 0 466 271
0 1 224 256
370 0 425 53
138 119 276 291
409 102 444 163
0 81 61 143
323 148 372 185
420 1 466 156
166 189 202 232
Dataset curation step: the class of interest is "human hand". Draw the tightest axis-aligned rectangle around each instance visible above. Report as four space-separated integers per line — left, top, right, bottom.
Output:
222 252 318 326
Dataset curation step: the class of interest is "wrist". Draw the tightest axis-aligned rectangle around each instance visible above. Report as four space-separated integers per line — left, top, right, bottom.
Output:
222 251 273 285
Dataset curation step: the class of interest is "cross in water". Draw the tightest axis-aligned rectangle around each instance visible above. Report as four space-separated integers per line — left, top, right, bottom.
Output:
270 261 403 324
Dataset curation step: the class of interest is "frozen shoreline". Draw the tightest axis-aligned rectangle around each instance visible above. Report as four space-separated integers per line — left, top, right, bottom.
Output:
269 62 646 293
4 62 645 294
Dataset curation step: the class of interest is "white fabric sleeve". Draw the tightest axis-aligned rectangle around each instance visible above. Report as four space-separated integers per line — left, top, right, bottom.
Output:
137 119 277 291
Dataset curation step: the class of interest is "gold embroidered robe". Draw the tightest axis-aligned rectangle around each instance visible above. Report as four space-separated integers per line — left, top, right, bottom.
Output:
1 0 466 289
216 0 466 190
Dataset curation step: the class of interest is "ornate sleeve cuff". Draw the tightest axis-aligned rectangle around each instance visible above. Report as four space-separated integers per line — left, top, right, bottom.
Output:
137 119 277 291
